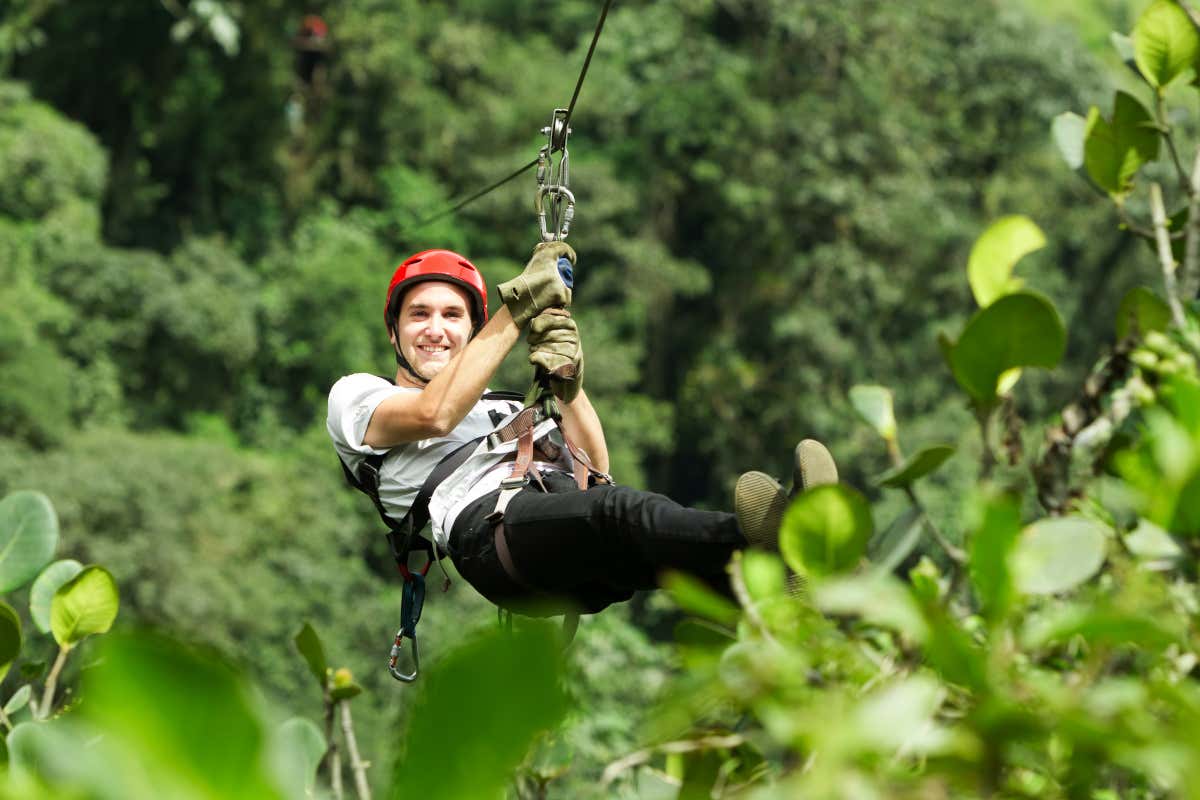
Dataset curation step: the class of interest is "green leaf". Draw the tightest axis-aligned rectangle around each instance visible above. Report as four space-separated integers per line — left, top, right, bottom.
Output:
0 491 60 593
949 292 1066 405
50 566 119 647
3 684 30 716
1134 0 1199 88
813 573 928 642
1112 31 1137 66
0 602 21 682
1083 93 1160 196
779 485 873 578
847 676 951 755
876 445 955 489
967 215 1046 307
662 572 740 627
269 718 326 800
739 550 786 602
1052 112 1087 171
1116 286 1173 340
394 624 569 800
967 494 1022 621
868 506 924 574
80 632 283 799
1022 605 1179 650
848 384 897 440
293 623 328 690
29 559 83 634
1013 517 1108 595
1123 518 1184 567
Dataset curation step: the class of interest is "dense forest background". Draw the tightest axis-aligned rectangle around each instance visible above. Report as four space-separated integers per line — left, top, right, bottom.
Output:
0 0 1164 795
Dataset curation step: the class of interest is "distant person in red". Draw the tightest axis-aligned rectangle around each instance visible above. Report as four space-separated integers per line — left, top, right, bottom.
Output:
293 14 329 91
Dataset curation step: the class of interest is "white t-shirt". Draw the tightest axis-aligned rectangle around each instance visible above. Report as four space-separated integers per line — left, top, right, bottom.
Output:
326 373 561 548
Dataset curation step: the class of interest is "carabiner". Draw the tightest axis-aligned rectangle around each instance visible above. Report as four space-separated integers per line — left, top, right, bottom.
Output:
387 571 427 682
388 630 419 682
536 186 576 242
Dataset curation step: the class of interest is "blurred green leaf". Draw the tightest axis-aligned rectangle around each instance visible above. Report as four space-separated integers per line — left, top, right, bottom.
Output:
0 490 59 593
967 215 1045 307
1116 286 1172 339
950 292 1066 405
1022 604 1179 650
1123 518 1184 567
846 676 951 755
968 494 1022 621
29 559 83 634
1112 31 1137 65
739 550 786 602
813 573 928 642
780 485 873 578
1083 93 1159 195
876 445 955 489
663 572 741 627
848 384 897 441
1134 0 1199 88
269 717 326 800
3 684 31 716
50 566 119 647
0 602 21 682
1013 517 1108 595
393 623 570 800
868 506 924 574
293 622 328 691
80 632 282 799
1052 112 1087 170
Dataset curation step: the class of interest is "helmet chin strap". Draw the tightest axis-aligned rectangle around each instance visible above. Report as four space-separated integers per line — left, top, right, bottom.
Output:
390 322 432 385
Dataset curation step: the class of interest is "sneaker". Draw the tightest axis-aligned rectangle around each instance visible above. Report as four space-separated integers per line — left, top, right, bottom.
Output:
791 439 838 497
735 471 789 551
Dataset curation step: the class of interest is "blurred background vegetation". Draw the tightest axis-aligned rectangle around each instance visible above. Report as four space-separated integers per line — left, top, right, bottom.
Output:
0 0 1166 795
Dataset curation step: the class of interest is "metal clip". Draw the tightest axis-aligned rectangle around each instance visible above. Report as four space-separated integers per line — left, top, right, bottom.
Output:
535 108 573 242
388 630 419 682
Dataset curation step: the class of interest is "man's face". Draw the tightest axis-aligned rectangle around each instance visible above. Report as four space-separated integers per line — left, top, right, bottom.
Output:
391 281 474 382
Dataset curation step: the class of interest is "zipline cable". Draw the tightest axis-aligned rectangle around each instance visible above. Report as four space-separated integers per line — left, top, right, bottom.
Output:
404 0 615 235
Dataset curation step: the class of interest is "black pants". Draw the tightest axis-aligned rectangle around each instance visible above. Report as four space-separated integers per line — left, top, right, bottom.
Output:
448 470 745 614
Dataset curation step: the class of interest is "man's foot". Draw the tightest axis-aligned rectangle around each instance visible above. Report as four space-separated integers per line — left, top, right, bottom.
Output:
734 471 789 551
791 438 838 497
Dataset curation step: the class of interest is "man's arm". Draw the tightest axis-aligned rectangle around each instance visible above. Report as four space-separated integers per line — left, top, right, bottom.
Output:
557 389 609 474
363 306 521 447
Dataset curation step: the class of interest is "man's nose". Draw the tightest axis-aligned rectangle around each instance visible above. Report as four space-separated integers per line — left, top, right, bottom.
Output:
425 315 446 337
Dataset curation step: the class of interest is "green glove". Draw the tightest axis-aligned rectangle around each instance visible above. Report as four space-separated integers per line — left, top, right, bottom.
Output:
497 241 576 328
528 310 584 404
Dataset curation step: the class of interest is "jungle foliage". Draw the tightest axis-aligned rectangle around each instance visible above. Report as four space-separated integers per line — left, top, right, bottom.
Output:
1 0 1195 797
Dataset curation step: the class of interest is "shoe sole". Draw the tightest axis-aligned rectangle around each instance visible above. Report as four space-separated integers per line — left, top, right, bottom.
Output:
735 471 788 551
794 439 838 495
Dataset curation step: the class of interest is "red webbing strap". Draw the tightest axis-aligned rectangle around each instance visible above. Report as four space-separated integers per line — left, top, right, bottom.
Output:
559 429 610 489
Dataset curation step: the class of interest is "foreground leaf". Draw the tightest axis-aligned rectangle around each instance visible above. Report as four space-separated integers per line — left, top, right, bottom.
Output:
3 684 31 716
269 717 326 800
50 566 119 647
0 491 60 593
1134 0 1199 88
1012 517 1108 595
868 507 924 574
949 292 1066 405
967 215 1045 308
780 485 873 578
968 494 1022 621
662 572 740 627
848 385 897 441
813 573 928 642
0 602 21 681
876 445 955 489
1083 93 1159 195
393 624 569 800
1116 286 1172 340
29 559 83 634
1052 112 1087 170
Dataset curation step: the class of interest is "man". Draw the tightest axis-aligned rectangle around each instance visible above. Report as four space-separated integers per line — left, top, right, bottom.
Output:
328 244 836 614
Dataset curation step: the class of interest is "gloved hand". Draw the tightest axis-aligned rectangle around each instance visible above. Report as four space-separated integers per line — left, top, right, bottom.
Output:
528 309 584 404
497 241 576 328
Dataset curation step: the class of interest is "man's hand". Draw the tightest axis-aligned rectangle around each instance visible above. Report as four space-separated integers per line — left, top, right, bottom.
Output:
528 309 584 404
497 241 576 328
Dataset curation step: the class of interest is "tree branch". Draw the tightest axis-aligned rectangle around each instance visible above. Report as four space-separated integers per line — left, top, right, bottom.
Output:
1182 146 1200 301
1156 94 1193 197
339 702 372 799
39 645 70 719
1150 182 1188 328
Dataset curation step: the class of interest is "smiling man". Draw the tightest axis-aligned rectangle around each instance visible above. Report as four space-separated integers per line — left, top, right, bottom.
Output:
328 245 838 615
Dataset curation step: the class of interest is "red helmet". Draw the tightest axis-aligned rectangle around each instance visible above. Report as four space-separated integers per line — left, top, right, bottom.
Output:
384 249 489 332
